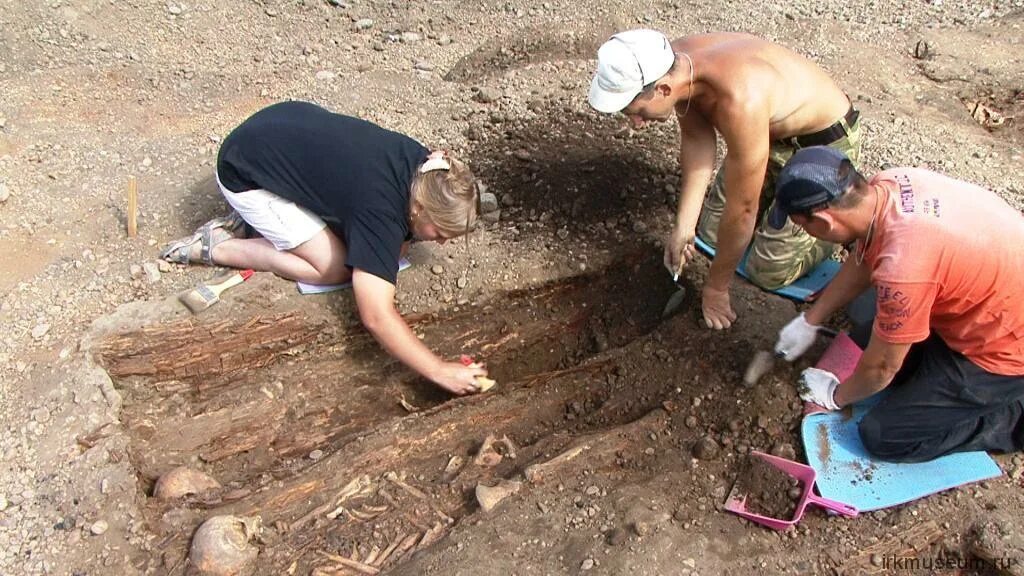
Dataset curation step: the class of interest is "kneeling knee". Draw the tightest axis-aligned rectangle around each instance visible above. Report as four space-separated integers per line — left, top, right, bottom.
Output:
858 414 932 463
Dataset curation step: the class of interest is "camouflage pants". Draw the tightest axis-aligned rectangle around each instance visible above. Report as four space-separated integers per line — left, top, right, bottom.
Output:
696 117 862 290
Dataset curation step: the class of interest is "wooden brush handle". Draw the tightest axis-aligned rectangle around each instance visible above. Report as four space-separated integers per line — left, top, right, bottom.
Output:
208 269 255 298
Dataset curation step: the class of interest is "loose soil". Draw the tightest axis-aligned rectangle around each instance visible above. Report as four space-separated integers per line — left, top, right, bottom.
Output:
730 455 801 521
2 2 1024 576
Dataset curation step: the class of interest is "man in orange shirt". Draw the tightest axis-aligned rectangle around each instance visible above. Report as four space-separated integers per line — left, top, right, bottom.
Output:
770 146 1024 462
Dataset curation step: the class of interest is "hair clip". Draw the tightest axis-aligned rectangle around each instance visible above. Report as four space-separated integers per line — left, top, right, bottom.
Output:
419 152 451 174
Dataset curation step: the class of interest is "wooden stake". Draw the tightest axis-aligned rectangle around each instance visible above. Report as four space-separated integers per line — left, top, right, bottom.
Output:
127 176 138 237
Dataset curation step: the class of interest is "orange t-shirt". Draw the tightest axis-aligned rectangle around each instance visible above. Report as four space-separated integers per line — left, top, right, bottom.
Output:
863 168 1024 376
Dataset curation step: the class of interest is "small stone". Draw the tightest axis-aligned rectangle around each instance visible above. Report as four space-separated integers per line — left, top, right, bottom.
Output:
129 263 143 278
157 260 173 273
308 449 324 461
437 34 452 45
354 18 374 30
90 520 109 535
142 262 161 283
0 182 8 203
315 70 336 81
580 558 595 571
480 192 499 213
585 486 600 496
264 7 278 16
400 32 421 42
0 496 7 511
473 87 500 104
512 149 531 162
770 442 797 461
500 193 515 207
456 277 468 289
142 157 152 167
682 558 696 569
692 436 720 460
870 553 883 567
556 228 569 240
167 4 182 15
413 61 434 71
431 265 444 275
481 209 500 224
476 480 521 513
31 323 50 340
631 521 650 536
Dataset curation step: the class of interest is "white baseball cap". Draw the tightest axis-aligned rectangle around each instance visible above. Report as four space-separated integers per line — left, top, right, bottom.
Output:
589 29 675 114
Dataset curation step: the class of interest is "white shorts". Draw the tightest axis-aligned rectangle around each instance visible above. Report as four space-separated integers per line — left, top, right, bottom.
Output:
216 173 327 251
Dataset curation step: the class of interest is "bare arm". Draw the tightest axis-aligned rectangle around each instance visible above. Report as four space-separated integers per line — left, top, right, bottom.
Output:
834 334 910 407
706 100 770 292
675 110 717 234
352 269 485 395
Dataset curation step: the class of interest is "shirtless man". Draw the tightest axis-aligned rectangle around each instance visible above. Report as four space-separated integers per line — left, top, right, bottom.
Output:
589 30 862 329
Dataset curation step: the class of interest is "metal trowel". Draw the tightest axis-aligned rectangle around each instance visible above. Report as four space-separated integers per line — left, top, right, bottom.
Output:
661 281 687 318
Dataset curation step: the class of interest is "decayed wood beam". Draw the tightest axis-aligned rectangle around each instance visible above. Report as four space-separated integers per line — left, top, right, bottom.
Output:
837 521 945 575
96 312 323 380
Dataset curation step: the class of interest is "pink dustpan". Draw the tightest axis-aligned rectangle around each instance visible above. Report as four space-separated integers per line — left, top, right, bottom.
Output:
724 451 858 530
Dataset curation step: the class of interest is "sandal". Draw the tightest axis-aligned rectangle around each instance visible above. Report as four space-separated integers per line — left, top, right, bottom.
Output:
159 216 237 265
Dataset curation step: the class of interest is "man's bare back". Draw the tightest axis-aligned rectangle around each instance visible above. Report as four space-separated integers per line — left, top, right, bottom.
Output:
671 33 850 140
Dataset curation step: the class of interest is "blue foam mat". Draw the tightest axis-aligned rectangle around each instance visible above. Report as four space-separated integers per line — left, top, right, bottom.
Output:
802 393 1002 512
693 236 840 302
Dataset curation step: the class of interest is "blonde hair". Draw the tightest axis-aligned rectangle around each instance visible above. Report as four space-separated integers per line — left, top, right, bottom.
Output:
410 154 480 238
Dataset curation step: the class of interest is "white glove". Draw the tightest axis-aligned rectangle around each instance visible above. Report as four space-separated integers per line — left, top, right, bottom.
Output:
798 367 840 411
774 312 819 361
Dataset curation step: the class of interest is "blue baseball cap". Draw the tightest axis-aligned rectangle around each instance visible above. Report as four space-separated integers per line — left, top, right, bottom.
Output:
768 146 856 229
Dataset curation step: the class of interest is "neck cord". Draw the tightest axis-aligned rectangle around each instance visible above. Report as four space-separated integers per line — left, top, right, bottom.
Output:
855 185 881 266
677 51 694 119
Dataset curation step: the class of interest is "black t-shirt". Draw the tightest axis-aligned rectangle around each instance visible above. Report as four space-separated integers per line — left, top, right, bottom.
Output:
217 101 428 284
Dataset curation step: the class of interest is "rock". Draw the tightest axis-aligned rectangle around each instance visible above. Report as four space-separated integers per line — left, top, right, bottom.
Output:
264 7 278 16
692 436 720 460
500 193 515 207
309 449 324 461
400 32 421 42
153 467 222 500
413 61 434 71
167 4 182 15
0 495 7 511
315 70 336 81
631 520 650 536
512 149 531 162
157 260 173 273
475 480 522 513
354 18 374 30
0 182 8 203
190 515 261 576
481 210 500 224
580 558 595 571
473 87 500 104
437 34 452 46
585 485 600 496
90 520 109 535
31 323 50 340
129 264 143 279
431 264 444 275
456 277 468 289
480 192 499 213
142 262 161 283
606 527 628 546
770 442 797 461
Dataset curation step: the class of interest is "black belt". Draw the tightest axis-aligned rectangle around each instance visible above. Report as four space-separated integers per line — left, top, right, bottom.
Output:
783 107 859 149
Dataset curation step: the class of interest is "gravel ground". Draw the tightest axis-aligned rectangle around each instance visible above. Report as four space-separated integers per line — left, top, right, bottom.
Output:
0 0 1022 574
